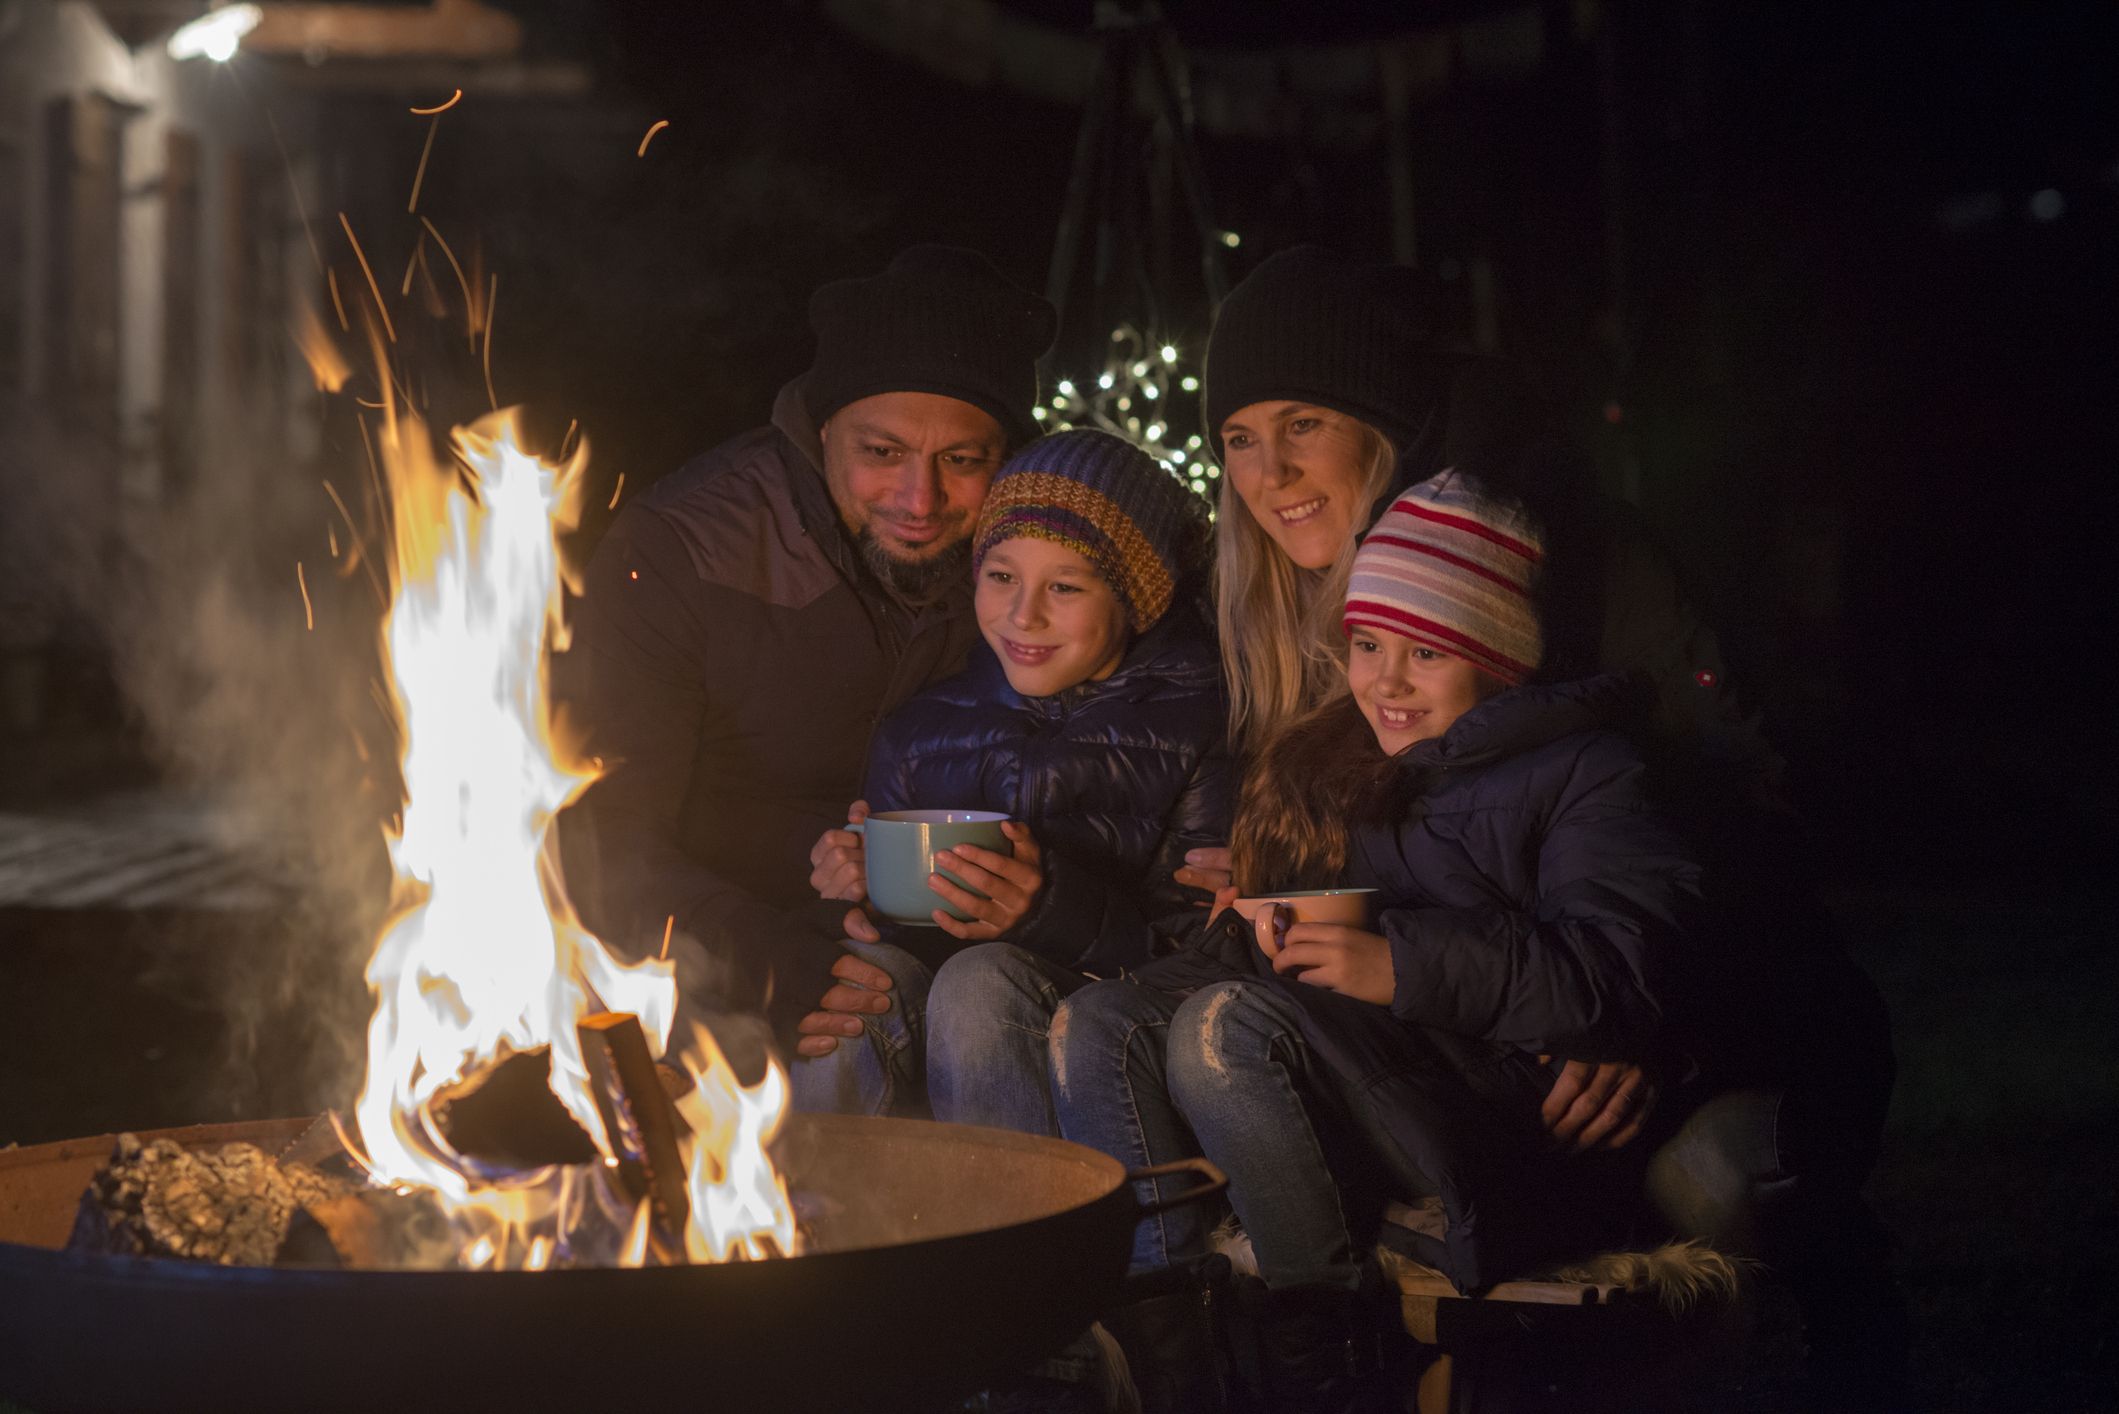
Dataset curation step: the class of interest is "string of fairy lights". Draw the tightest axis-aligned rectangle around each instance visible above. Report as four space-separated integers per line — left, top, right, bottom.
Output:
1035 322 1219 511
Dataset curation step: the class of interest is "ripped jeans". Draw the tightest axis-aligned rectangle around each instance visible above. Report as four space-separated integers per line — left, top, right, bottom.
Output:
1051 976 1365 1291
926 943 1087 1134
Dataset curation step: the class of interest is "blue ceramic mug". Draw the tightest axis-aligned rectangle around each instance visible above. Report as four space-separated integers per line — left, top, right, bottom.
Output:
849 809 1014 925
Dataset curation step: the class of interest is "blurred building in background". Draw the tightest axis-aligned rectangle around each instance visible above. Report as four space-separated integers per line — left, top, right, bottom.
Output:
0 0 589 734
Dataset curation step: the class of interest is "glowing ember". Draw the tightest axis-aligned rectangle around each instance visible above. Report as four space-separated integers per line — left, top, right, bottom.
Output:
335 369 795 1268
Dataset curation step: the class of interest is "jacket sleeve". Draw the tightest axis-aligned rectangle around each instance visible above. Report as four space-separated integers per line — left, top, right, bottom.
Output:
555 504 843 1033
1013 733 1238 974
1378 740 1700 1059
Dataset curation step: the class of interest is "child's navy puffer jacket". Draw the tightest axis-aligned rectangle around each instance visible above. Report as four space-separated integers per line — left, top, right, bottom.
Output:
863 600 1233 977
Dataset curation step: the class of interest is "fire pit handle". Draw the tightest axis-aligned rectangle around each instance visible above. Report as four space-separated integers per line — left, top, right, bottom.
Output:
1126 1157 1228 1216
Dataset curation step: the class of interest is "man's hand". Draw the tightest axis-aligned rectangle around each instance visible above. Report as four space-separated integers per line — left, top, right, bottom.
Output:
1538 1058 1658 1152
1269 922 1394 1006
807 801 870 902
794 908 890 1058
928 822 1044 940
1174 845 1233 897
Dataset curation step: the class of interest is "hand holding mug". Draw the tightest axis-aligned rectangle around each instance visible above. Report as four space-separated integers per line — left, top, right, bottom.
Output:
807 800 870 902
928 822 1043 940
1270 922 1395 1005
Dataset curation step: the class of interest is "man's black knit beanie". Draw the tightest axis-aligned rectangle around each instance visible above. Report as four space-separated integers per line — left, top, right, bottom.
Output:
804 245 1058 445
1203 245 1453 462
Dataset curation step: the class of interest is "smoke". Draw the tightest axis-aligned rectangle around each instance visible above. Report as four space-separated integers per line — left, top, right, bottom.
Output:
3 392 393 1118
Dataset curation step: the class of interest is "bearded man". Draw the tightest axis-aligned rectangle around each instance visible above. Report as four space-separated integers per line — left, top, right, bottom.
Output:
557 246 1055 1115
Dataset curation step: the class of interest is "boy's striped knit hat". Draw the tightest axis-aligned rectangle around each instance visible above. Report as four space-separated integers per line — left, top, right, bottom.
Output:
973 428 1209 632
1344 472 1545 684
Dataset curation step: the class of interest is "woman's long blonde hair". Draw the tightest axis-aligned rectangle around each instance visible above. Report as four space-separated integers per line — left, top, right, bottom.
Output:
1213 422 1398 753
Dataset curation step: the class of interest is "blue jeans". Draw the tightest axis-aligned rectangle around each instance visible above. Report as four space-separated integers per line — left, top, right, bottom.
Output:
1052 976 1363 1290
783 939 932 1117
926 942 1086 1134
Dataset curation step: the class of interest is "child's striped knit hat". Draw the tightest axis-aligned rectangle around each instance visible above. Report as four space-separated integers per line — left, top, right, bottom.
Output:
1344 472 1545 684
973 428 1209 632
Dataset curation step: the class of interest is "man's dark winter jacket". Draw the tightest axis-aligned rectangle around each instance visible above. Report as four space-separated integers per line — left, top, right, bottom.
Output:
863 602 1233 978
1135 675 1701 1290
555 379 981 1028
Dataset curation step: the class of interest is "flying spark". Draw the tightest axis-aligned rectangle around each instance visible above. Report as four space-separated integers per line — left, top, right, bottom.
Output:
336 213 397 344
407 119 440 214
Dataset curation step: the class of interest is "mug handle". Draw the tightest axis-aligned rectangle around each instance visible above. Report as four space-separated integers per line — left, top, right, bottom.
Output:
845 821 865 837
1254 901 1287 958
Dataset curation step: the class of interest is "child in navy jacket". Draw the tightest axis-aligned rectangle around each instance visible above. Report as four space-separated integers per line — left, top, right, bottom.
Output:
804 429 1233 1131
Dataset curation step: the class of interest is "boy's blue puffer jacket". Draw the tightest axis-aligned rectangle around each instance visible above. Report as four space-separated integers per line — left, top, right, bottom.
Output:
863 600 1234 977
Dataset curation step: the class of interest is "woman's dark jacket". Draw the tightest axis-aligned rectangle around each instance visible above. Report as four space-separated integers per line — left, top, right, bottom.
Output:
863 602 1234 978
1135 675 1701 1290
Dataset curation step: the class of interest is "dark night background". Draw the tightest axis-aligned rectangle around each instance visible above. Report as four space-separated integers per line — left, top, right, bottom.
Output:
2 1 2114 1409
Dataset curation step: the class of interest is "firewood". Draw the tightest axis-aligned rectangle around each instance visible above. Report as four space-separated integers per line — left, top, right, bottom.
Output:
67 1133 355 1267
430 1045 598 1168
578 1011 691 1262
277 1186 459 1270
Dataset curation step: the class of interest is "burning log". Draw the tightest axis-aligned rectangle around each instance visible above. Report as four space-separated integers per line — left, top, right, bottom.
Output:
577 1011 691 1263
68 1134 354 1267
430 1046 599 1169
278 1187 459 1270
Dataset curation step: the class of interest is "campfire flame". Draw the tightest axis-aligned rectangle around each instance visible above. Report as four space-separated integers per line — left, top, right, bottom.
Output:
337 372 795 1268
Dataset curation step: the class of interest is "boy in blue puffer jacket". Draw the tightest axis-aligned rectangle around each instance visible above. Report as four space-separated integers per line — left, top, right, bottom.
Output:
804 427 1233 1132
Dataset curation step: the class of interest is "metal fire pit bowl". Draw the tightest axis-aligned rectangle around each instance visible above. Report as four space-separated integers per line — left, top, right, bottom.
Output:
0 1113 1223 1413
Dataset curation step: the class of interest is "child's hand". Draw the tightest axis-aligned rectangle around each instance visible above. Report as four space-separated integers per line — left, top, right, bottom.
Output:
1206 885 1241 928
807 800 869 902
1270 923 1394 1006
929 822 1044 940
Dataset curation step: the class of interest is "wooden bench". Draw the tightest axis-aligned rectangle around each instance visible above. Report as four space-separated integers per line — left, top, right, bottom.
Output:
1213 1201 1748 1413
1379 1201 1747 1413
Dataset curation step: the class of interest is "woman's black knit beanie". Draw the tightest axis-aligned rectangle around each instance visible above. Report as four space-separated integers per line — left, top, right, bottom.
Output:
805 245 1058 446
1202 245 1453 463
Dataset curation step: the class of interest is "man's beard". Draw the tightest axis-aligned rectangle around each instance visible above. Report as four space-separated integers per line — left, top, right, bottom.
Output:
856 530 973 602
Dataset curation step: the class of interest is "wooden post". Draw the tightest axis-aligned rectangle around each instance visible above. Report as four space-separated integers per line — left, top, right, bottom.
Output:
577 1012 691 1263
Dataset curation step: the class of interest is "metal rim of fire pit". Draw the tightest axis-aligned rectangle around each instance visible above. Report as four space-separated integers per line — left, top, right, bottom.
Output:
0 1112 1224 1414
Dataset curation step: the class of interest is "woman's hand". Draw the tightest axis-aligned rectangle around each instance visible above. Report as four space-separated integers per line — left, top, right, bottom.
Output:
1537 1058 1658 1151
1206 885 1240 928
807 800 869 902
1270 922 1394 1005
929 822 1044 940
1174 845 1233 897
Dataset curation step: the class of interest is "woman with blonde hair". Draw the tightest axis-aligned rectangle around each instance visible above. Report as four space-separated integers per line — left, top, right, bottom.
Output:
1172 245 1902 1406
1196 247 1454 755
